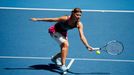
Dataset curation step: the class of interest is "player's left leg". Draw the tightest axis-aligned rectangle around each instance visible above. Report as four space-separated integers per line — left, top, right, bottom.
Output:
50 32 68 67
60 40 69 71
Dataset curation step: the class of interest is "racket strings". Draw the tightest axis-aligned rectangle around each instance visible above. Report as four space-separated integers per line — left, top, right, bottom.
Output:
106 42 123 55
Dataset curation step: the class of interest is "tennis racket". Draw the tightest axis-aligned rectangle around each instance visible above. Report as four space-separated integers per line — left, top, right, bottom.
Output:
93 40 124 55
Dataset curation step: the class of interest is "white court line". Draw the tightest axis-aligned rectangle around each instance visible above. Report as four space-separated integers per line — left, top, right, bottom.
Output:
67 59 75 69
63 59 75 75
0 56 134 63
0 7 134 13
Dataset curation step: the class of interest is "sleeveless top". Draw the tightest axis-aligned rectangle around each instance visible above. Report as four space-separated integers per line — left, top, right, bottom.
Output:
48 16 77 37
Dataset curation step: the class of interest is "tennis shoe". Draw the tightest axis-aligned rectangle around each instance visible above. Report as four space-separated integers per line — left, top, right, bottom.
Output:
51 56 62 66
60 65 68 72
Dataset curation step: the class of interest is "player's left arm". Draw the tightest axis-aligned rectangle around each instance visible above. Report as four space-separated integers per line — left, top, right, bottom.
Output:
77 22 93 51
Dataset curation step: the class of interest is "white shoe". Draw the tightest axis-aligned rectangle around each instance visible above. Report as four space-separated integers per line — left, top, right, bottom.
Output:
60 65 68 71
60 65 68 75
51 56 62 66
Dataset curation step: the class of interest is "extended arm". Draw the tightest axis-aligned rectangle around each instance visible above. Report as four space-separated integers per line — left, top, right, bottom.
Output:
77 22 93 51
31 16 68 22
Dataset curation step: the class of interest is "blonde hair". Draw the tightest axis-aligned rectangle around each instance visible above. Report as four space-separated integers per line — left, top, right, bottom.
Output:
72 8 82 13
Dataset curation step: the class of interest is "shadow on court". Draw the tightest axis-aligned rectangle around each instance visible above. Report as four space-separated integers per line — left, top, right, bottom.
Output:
3 63 62 74
2 63 111 75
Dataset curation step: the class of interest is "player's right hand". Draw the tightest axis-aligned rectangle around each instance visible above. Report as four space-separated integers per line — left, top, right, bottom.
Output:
31 18 38 21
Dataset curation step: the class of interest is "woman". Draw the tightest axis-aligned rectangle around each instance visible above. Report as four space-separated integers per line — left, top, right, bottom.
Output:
31 8 93 72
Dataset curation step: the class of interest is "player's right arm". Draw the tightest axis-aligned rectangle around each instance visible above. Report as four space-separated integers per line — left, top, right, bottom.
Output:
31 16 68 22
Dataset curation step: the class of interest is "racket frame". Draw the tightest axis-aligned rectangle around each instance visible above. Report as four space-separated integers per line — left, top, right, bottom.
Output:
93 40 124 55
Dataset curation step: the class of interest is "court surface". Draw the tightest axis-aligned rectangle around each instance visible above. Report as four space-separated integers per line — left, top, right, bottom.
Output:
0 0 134 75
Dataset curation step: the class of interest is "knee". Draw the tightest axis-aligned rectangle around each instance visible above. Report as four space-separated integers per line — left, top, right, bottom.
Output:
61 41 69 48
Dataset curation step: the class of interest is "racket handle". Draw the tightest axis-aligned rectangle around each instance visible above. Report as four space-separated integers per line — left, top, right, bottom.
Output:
92 48 100 50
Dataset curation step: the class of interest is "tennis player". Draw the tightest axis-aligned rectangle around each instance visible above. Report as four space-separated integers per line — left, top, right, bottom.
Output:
31 8 93 72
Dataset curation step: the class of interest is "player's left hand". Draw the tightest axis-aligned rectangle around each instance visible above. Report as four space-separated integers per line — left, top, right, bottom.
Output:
87 47 94 51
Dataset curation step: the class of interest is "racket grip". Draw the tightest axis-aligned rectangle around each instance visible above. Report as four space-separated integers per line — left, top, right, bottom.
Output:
92 48 100 50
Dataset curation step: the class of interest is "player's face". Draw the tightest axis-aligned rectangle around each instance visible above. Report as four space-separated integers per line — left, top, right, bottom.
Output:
73 12 82 21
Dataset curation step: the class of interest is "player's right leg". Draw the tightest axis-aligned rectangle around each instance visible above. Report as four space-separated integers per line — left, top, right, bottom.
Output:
51 52 62 66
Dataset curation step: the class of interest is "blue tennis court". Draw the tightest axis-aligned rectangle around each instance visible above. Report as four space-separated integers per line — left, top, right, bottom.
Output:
0 0 134 75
